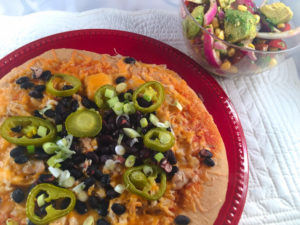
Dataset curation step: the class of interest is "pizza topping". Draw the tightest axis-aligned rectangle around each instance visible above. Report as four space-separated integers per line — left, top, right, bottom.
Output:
204 157 216 167
174 215 191 225
65 109 102 137
20 81 35 89
31 67 43 79
111 203 126 215
144 128 175 152
75 200 88 214
11 188 25 203
16 76 30 85
123 164 167 200
0 116 56 146
199 149 213 158
133 81 165 113
96 219 110 225
94 85 117 109
26 183 76 224
115 76 126 84
46 74 81 97
29 89 44 99
123 57 136 64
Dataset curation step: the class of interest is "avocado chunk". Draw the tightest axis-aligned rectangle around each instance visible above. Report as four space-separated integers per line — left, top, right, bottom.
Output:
219 0 235 9
224 9 256 43
260 2 293 25
183 6 204 40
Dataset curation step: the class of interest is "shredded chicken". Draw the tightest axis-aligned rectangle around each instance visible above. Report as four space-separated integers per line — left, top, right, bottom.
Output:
172 170 188 190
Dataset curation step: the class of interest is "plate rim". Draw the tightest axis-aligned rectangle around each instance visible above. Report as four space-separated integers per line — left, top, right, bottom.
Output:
0 29 249 225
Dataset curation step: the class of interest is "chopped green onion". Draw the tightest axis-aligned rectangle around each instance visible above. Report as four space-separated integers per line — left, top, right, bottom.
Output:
143 165 153 176
107 96 119 108
77 190 88 202
115 145 126 156
149 113 159 126
175 100 183 111
6 219 18 225
116 83 127 93
124 92 132 101
123 128 141 138
113 102 124 115
37 193 46 207
26 145 35 154
140 118 148 128
61 176 75 188
143 87 156 102
154 152 164 162
117 134 124 145
83 216 95 225
56 124 63 132
105 88 115 99
159 132 171 144
43 142 59 154
37 125 48 137
123 102 136 114
125 155 136 168
114 184 126 194
73 182 86 193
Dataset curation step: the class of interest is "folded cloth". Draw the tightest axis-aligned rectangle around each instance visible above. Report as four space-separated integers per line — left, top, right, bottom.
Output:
0 8 299 225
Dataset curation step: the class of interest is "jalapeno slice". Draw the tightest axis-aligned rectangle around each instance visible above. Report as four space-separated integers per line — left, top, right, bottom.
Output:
46 74 81 97
0 116 56 146
123 164 166 200
65 109 102 137
144 128 175 152
132 81 165 113
26 183 76 225
94 85 117 108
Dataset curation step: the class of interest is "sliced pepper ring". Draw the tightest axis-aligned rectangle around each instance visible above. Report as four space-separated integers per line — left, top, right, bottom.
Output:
94 84 117 108
144 128 175 152
0 116 56 146
123 164 166 201
65 109 102 137
46 74 81 97
26 183 76 225
132 81 165 113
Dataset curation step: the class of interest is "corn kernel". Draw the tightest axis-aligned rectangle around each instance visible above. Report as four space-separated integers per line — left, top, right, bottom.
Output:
220 60 231 70
277 23 285 29
228 48 236 57
254 14 260 24
269 58 277 67
218 30 224 40
248 43 255 49
238 5 247 11
212 17 219 29
230 65 238 73
215 28 221 36
216 51 220 58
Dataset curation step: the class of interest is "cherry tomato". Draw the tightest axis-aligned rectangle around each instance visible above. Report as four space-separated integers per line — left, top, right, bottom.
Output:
268 40 287 50
283 23 291 32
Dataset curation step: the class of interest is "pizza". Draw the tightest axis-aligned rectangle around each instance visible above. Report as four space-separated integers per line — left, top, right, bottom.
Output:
0 49 228 225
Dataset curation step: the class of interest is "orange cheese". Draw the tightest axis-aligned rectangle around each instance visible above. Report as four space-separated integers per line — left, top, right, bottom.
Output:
84 73 113 99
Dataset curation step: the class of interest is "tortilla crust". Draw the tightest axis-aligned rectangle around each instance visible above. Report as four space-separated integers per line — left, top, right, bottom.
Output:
0 49 228 225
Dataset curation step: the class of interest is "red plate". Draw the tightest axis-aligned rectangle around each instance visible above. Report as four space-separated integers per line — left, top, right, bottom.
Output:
0 29 248 225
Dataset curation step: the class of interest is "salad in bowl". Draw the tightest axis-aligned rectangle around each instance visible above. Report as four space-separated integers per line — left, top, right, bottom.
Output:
181 0 300 77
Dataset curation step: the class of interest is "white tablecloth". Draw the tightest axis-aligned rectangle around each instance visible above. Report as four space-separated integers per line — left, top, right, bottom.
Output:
0 8 300 225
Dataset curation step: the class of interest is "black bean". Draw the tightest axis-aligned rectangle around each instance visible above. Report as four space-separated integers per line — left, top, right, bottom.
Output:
11 188 25 203
60 97 72 107
28 183 37 192
29 90 43 99
82 96 98 109
34 85 46 92
111 203 126 215
174 215 191 225
127 89 133 94
69 168 83 179
118 93 125 102
116 116 130 128
115 76 126 84
88 196 101 209
204 158 215 167
93 169 103 180
33 147 50 160
11 125 22 133
61 198 71 209
98 135 114 145
164 150 177 165
86 165 97 176
44 109 55 118
16 76 30 84
99 174 110 186
83 177 95 190
155 174 161 183
20 81 34 89
34 110 44 118
75 200 88 214
10 146 26 158
38 174 55 183
139 148 151 159
97 146 110 155
55 113 63 124
86 152 99 164
199 149 213 158
97 199 109 216
137 97 152 107
14 154 29 164
62 85 73 90
70 99 79 112
97 219 110 225
123 57 136 64
106 189 120 199
40 70 52 81
72 154 86 164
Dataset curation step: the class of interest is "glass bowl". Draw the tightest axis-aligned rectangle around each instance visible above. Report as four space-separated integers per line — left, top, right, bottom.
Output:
180 0 300 77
